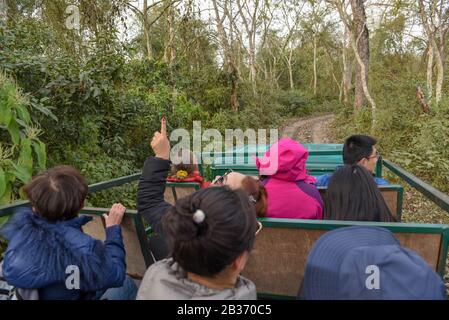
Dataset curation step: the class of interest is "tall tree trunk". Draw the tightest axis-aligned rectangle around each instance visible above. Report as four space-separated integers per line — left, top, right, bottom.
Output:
272 56 279 89
435 38 445 104
230 64 239 112
418 0 447 105
342 27 353 104
143 0 153 61
248 31 257 95
144 28 153 61
426 43 434 102
332 0 376 126
287 46 294 89
268 59 272 85
267 46 278 89
342 53 353 104
163 2 177 112
164 3 176 66
351 38 376 126
351 0 369 111
236 0 261 96
339 77 344 102
212 0 240 112
426 37 445 105
313 36 317 96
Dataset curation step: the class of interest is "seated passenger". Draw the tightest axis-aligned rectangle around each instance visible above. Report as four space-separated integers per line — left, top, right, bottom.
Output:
256 137 323 220
299 226 447 300
325 165 396 222
136 119 259 300
211 170 268 218
0 166 137 300
167 150 210 189
137 187 259 300
165 131 266 216
315 135 389 187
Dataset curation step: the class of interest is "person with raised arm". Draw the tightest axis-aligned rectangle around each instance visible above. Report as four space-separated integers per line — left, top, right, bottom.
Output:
137 118 259 299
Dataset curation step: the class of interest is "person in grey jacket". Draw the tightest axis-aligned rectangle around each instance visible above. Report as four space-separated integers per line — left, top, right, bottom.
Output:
137 118 259 300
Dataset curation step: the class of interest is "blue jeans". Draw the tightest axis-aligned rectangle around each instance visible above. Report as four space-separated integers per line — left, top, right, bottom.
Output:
98 276 138 300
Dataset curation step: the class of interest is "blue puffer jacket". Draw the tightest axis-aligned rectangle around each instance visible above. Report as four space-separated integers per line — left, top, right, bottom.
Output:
314 170 389 187
0 208 126 300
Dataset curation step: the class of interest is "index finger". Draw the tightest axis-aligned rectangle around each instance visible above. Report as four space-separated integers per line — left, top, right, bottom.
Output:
161 117 167 136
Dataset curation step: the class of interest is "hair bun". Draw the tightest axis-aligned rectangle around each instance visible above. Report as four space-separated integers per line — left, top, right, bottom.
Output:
192 209 206 224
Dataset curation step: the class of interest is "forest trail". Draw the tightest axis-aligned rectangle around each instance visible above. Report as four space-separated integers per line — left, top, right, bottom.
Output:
281 114 334 143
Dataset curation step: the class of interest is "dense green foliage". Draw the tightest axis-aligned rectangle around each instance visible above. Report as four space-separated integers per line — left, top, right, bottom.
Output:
0 73 49 204
0 0 447 210
0 3 324 209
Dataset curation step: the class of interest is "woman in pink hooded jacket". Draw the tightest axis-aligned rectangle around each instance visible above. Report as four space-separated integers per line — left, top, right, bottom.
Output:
256 138 323 220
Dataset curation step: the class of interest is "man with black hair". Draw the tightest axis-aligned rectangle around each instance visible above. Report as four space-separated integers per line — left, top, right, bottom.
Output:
315 135 389 187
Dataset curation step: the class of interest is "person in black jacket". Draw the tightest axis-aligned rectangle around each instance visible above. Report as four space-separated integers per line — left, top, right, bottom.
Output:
137 117 262 261
137 117 173 260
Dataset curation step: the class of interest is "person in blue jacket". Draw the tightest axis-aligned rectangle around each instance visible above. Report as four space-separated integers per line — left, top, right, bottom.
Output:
0 166 137 300
315 135 389 187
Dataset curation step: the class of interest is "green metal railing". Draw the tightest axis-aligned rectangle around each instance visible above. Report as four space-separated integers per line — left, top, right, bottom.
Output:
383 159 449 214
0 174 143 217
1 156 448 217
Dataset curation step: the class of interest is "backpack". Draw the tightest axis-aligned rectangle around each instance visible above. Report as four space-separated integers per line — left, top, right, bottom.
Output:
0 261 39 300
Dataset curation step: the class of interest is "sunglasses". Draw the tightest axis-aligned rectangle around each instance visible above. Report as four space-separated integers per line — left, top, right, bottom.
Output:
367 151 381 160
212 169 234 185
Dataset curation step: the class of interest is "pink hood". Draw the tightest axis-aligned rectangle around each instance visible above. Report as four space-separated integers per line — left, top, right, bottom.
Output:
256 138 316 183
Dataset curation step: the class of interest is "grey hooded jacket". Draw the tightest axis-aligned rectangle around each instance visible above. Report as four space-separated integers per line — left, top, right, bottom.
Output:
137 259 257 300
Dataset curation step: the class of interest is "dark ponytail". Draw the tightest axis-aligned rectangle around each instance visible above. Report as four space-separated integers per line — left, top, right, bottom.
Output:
162 186 257 277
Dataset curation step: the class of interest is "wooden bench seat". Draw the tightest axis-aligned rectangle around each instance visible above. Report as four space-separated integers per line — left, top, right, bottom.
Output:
243 218 449 299
318 185 404 221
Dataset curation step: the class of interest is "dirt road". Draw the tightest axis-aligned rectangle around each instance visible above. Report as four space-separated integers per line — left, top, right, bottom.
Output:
281 114 334 143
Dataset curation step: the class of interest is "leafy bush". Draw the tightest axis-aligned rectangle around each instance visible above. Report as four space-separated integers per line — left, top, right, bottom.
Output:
392 109 449 193
331 53 449 195
0 73 50 204
276 90 313 117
